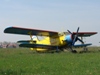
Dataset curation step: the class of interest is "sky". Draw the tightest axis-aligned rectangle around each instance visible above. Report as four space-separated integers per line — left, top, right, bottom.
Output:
0 0 100 46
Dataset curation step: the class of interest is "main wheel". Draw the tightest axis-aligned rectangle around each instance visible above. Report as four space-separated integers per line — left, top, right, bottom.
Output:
72 50 77 53
83 47 88 51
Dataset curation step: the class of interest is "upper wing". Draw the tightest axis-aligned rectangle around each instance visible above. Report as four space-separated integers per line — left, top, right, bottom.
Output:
73 32 97 37
4 26 58 37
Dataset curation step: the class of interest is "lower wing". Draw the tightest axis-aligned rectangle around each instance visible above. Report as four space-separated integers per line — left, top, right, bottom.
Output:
73 43 92 47
19 43 57 49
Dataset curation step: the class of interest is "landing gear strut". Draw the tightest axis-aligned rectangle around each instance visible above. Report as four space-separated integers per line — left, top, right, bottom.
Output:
83 47 88 51
79 47 88 53
70 47 77 53
72 50 77 53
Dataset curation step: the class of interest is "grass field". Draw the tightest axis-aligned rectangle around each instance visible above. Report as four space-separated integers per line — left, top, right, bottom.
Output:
0 47 100 75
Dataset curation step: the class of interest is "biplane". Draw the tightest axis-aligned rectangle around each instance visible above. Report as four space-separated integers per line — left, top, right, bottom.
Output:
4 26 97 53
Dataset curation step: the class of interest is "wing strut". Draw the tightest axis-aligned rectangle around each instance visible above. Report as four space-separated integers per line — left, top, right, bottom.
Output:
28 31 34 43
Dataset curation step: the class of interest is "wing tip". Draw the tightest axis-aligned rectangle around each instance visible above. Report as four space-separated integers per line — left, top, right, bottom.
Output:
4 26 12 33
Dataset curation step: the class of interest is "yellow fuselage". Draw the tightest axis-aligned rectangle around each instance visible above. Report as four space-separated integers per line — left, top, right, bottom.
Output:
30 34 67 52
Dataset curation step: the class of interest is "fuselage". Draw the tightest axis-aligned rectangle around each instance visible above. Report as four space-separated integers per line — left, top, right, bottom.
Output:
30 32 73 52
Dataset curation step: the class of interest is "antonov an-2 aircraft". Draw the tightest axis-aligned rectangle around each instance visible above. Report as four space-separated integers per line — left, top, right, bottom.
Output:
4 26 97 53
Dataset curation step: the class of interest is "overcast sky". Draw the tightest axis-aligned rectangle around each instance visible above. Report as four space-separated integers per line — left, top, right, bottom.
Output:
0 0 100 46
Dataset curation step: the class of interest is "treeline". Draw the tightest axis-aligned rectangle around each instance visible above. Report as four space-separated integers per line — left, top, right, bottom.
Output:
0 42 19 48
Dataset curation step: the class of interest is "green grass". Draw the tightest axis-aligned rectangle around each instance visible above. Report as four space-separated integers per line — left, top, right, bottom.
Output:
0 47 100 75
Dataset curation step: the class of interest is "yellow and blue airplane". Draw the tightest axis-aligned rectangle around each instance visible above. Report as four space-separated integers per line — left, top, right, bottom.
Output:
4 26 97 53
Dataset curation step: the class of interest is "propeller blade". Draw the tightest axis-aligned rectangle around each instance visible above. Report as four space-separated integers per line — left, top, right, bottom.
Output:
76 27 79 36
67 30 72 34
77 27 79 33
72 35 77 45
72 27 80 45
77 38 84 44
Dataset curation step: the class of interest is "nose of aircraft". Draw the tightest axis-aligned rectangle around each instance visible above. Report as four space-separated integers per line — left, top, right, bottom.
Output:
64 35 73 43
66 27 84 46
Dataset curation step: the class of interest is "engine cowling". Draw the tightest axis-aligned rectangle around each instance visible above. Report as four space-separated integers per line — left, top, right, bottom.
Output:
65 35 73 44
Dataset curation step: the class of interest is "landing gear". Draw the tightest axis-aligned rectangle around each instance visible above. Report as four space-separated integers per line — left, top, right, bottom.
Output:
79 47 88 53
55 46 60 53
72 50 77 53
69 47 77 53
83 47 88 51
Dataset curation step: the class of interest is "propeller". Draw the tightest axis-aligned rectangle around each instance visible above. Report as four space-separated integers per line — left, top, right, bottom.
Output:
72 27 79 45
67 27 84 46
